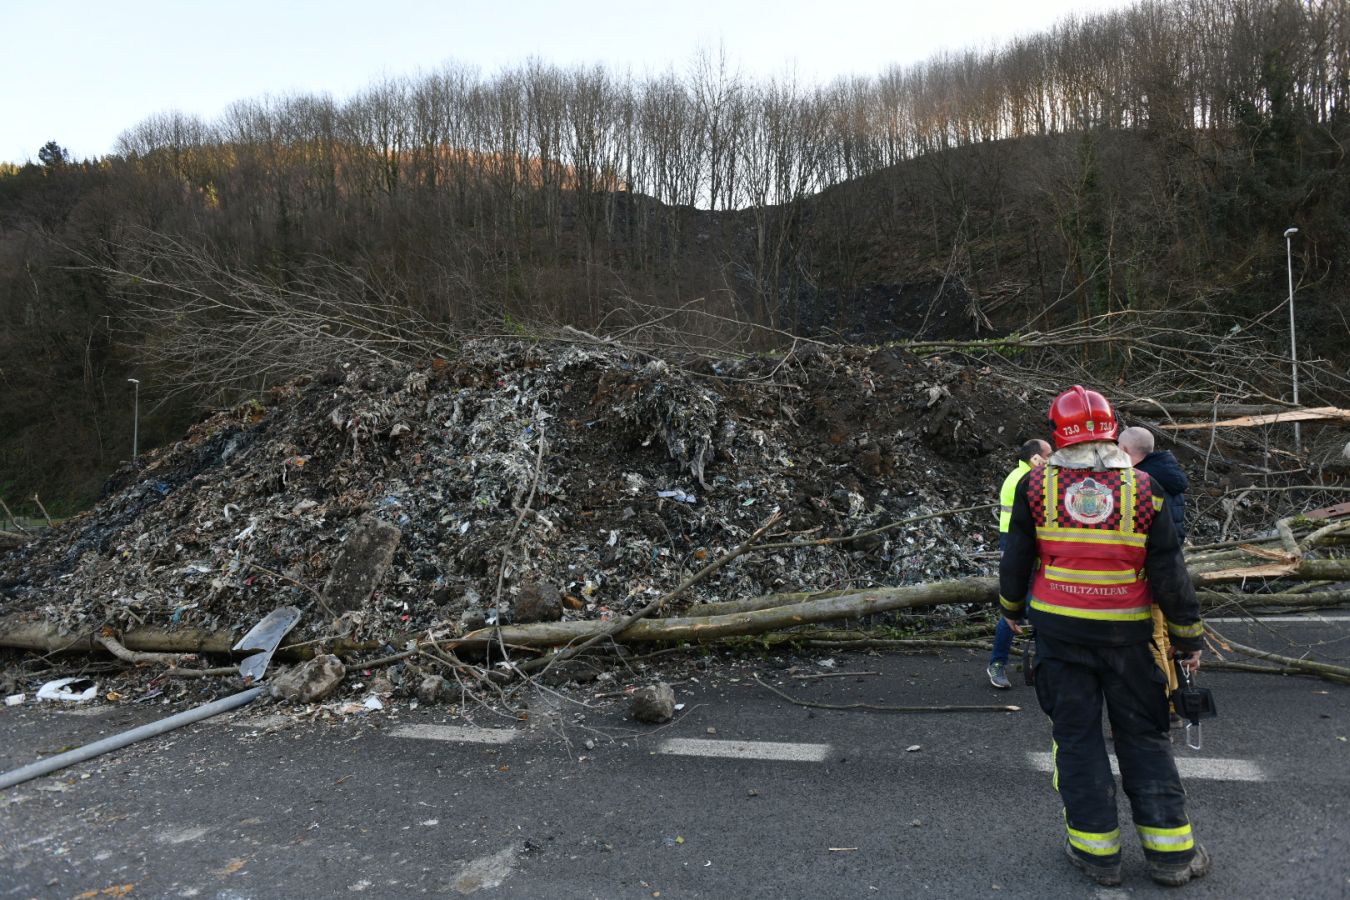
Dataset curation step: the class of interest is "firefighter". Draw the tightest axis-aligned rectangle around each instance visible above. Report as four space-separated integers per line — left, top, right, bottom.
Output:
987 438 1051 689
999 386 1210 887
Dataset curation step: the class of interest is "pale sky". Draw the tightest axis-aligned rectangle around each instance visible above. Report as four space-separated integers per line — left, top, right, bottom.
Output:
2 0 1136 164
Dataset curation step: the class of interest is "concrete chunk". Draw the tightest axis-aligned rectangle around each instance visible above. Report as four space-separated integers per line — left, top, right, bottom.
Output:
269 654 346 703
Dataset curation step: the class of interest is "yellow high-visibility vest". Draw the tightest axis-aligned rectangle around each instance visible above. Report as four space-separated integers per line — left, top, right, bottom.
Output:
998 460 1032 533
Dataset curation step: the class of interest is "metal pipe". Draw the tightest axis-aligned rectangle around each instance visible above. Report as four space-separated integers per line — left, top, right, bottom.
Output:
1283 227 1300 453
128 378 140 459
0 687 262 791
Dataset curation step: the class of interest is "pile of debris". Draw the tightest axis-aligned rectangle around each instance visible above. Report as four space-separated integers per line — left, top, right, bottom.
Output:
0 339 1042 652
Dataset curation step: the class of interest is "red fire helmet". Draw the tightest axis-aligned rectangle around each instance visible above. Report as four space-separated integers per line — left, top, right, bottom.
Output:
1048 385 1118 448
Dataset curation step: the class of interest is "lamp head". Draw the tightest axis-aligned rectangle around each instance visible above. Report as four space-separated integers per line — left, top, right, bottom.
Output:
127 378 140 385
1284 227 1299 238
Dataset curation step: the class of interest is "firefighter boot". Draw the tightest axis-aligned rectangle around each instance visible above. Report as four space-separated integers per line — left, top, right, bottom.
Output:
1147 844 1211 886
1064 842 1122 887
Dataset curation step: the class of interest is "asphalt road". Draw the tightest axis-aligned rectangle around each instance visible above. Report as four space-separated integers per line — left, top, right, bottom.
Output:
2 615 1348 899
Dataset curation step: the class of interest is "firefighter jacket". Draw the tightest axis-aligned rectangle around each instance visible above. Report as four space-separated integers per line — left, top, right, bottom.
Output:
998 460 1032 534
998 445 1203 651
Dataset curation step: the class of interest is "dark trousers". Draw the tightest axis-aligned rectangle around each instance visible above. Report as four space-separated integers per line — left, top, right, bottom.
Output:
1034 637 1197 865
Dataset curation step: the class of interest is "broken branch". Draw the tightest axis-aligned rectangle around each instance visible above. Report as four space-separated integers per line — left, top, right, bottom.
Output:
1206 627 1350 685
95 632 187 666
0 497 30 534
30 493 54 528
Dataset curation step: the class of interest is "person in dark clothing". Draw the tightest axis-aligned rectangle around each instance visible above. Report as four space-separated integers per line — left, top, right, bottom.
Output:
1000 386 1210 888
1119 426 1188 541
1119 426 1191 697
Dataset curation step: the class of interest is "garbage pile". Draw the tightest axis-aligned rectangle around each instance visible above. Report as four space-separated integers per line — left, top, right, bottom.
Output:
0 340 1044 647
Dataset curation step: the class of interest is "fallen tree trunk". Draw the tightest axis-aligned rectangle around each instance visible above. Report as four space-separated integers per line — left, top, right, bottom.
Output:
688 588 855 617
0 621 379 660
1116 401 1295 419
0 531 28 551
1192 558 1350 586
1161 407 1350 430
1199 589 1350 609
456 578 998 650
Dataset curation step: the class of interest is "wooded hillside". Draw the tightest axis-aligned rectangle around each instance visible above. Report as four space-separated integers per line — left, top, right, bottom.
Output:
2 0 1347 510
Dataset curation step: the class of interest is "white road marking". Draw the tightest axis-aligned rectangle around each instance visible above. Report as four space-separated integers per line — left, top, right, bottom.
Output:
1027 751 1265 782
388 724 518 744
1205 614 1350 624
657 738 832 762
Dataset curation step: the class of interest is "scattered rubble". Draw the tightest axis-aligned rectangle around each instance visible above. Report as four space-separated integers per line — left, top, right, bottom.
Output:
0 339 1039 651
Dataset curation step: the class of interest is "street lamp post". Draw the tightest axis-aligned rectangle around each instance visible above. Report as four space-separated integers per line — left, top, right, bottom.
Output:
127 378 140 459
1284 227 1300 454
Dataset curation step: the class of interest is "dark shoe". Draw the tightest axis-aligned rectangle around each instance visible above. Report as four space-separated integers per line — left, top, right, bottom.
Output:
1148 844 1211 886
1064 841 1122 886
987 662 1012 689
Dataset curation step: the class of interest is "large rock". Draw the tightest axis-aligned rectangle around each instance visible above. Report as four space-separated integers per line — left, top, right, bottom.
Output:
269 654 346 703
322 518 402 612
630 682 676 723
514 581 563 624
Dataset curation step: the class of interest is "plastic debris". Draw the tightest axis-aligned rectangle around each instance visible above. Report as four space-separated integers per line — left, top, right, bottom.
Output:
36 677 99 702
656 489 697 504
4 693 24 706
232 605 302 682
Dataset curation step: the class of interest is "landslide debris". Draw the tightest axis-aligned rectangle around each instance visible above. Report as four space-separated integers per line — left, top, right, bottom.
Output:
0 340 1043 647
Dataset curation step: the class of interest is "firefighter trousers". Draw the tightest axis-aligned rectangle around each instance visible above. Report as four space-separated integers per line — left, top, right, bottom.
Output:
1034 637 1198 866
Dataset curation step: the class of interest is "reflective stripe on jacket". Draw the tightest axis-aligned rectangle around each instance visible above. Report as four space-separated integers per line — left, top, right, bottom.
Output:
998 460 1032 533
1026 464 1158 625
